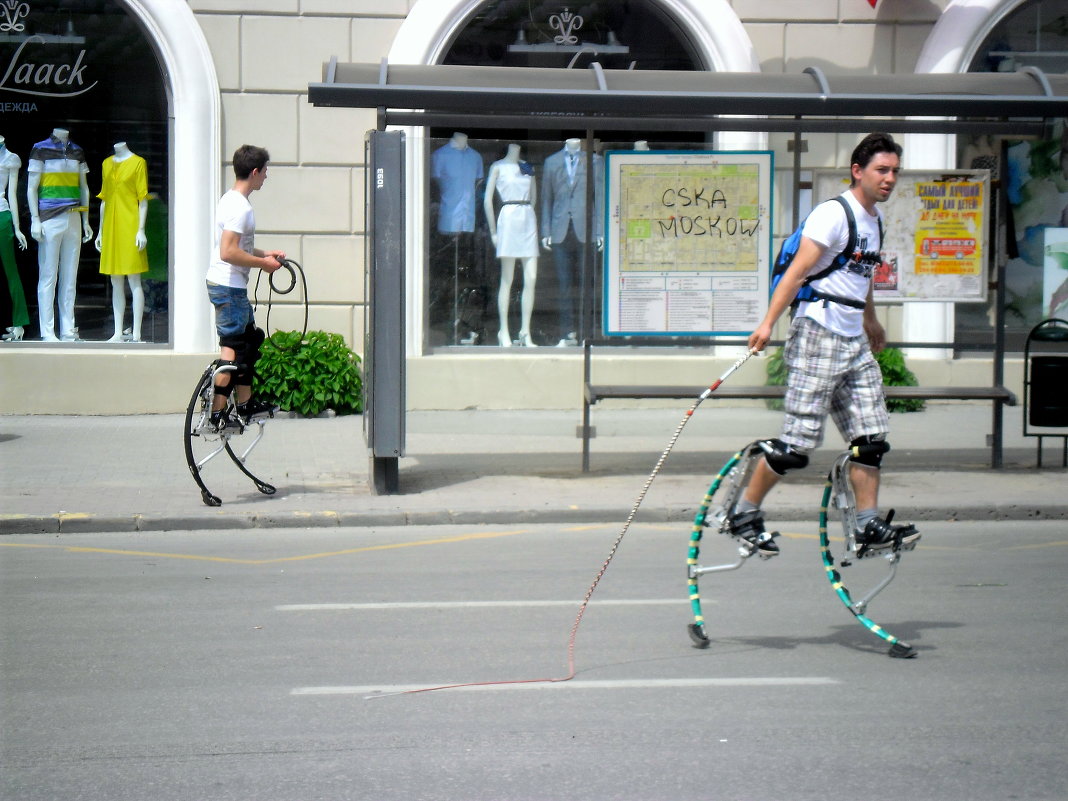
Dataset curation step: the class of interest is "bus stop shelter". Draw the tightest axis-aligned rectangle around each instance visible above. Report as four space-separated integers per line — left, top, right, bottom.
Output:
309 60 1068 490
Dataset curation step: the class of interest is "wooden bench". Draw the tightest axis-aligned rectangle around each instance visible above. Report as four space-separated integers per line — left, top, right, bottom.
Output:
581 383 1017 468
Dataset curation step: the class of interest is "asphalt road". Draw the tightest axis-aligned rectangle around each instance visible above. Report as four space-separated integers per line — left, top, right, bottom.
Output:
2 520 1065 801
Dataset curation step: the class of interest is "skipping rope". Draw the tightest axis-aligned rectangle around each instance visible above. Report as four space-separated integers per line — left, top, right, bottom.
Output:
252 257 309 340
374 348 758 699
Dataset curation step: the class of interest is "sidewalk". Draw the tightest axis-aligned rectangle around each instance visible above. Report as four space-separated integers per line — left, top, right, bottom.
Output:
0 403 1064 533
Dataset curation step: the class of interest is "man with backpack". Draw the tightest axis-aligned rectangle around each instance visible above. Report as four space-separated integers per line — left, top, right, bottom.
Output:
731 132 920 557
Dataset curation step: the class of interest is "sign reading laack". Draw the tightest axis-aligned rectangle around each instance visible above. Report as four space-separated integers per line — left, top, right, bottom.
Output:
603 150 773 337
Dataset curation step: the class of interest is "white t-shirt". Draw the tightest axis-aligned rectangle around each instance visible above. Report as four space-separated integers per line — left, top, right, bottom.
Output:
206 189 255 288
795 190 883 337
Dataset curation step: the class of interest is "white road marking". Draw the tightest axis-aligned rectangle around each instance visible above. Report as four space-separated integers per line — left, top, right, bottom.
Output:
293 677 840 696
275 599 695 612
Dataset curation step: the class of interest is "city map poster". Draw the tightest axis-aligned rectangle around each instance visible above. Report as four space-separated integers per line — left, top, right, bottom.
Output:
603 150 773 336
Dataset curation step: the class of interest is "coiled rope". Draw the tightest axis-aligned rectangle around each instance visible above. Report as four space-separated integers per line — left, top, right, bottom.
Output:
252 257 308 341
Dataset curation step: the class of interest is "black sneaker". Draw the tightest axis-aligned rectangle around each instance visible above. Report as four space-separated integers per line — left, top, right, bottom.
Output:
236 398 278 421
208 408 233 432
856 511 920 552
728 509 779 556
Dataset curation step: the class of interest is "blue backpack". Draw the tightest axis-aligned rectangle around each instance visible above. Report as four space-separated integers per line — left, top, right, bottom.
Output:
770 195 875 310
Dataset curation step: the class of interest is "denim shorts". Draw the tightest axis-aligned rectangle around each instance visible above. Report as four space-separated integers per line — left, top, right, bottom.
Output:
206 281 255 340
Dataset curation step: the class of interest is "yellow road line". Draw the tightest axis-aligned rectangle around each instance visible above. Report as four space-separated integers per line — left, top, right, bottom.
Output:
1003 539 1068 551
0 529 530 565
252 529 528 564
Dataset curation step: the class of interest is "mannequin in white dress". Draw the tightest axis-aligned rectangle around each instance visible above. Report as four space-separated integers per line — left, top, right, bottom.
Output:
484 143 539 347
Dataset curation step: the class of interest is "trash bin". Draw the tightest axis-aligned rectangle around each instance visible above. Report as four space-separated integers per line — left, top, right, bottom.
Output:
1023 318 1068 467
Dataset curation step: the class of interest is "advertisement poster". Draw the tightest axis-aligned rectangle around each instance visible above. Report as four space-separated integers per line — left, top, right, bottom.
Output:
1004 130 1068 328
603 150 772 336
815 170 989 302
1044 227 1068 320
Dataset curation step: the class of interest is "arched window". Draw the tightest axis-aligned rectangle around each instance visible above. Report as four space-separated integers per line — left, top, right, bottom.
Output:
955 0 1068 348
0 1 170 344
416 0 731 350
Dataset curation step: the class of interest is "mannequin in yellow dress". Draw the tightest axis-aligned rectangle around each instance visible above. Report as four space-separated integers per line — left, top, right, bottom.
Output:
95 141 148 342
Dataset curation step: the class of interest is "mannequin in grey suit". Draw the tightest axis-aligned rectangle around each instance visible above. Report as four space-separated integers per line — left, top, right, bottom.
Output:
540 138 603 346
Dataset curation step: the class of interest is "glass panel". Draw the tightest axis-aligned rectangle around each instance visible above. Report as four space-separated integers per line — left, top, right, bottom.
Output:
0 1 169 344
423 135 716 351
444 1 700 71
958 0 1068 352
425 0 709 353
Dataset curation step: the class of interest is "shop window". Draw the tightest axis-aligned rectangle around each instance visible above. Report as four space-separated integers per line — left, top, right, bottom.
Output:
424 134 718 349
425 1 705 351
956 0 1068 351
0 1 168 345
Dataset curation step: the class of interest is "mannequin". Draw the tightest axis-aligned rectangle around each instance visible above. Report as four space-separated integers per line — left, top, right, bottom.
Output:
27 127 92 341
431 132 484 234
484 143 539 347
0 134 28 342
540 138 603 346
95 142 149 342
633 140 651 151
431 132 486 344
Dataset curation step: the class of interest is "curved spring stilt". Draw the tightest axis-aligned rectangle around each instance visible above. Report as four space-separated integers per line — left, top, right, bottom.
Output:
224 426 276 496
686 443 917 658
183 361 276 506
687 442 770 648
819 450 917 658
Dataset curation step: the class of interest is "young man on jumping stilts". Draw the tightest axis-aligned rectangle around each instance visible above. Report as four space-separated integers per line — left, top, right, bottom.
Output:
205 145 286 431
734 132 920 557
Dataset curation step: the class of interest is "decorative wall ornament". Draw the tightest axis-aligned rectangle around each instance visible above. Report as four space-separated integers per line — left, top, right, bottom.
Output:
0 1 30 34
548 8 583 45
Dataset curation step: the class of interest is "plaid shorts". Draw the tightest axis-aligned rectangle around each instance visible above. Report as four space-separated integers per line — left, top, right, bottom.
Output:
780 316 889 451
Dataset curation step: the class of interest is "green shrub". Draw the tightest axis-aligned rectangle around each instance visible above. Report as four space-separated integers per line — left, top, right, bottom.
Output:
875 346 925 412
765 345 924 413
253 330 363 417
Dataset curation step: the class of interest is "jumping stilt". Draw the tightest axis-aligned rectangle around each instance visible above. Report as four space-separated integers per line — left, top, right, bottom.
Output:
819 448 918 658
687 441 780 648
183 360 276 506
686 442 918 657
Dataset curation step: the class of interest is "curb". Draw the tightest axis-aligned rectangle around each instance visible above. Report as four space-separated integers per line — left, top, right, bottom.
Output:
4 503 1068 535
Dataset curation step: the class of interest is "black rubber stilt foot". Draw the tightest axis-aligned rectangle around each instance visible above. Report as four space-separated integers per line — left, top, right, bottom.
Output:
201 491 222 507
688 624 711 649
888 641 917 659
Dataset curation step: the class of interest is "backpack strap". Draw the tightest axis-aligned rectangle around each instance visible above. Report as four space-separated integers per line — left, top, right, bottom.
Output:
803 195 857 285
805 289 867 309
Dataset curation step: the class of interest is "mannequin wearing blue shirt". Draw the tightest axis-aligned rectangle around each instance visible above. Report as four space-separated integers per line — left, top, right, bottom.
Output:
430 133 486 344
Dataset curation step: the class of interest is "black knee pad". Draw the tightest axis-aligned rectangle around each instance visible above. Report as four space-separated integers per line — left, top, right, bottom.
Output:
757 438 809 476
218 326 264 359
241 325 266 384
849 434 890 468
212 356 238 388
245 323 266 352
223 325 266 385
212 359 238 396
218 330 245 350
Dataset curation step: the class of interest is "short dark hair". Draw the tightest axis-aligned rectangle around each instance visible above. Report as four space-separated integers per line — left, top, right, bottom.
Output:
232 145 270 180
850 133 902 173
